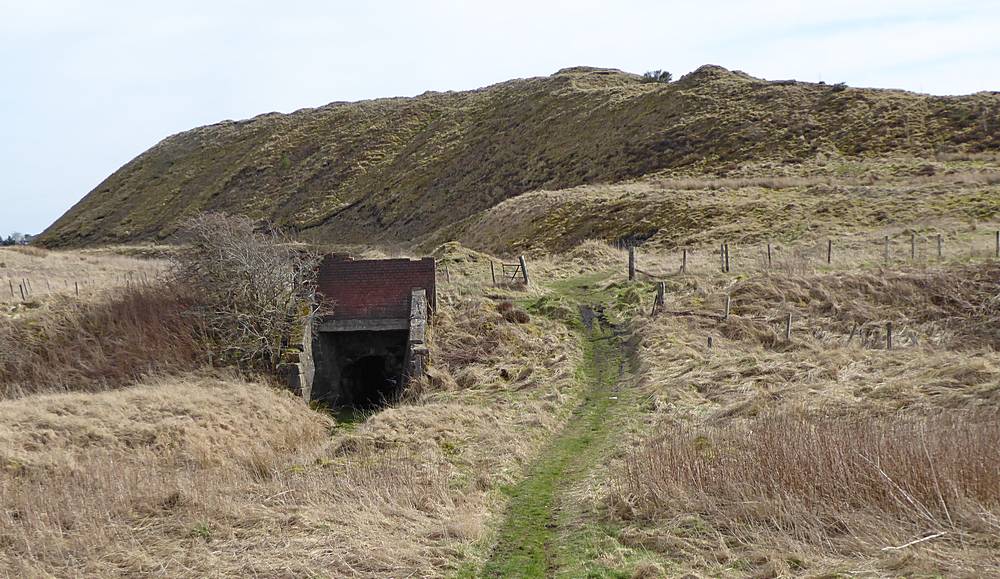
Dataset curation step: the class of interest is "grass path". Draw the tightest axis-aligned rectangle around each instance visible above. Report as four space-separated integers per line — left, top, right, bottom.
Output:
480 280 637 577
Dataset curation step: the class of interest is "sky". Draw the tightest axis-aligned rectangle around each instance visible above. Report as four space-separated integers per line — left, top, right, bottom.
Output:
1 0 998 236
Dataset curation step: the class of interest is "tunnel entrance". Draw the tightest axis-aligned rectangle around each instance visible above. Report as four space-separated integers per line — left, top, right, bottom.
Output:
309 329 408 410
341 355 399 409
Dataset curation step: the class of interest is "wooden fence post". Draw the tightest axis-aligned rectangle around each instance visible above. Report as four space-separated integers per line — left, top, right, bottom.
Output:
75 281 79 296
490 261 496 286
681 248 687 273
827 239 832 265
846 322 859 346
720 244 726 271
995 230 999 258
767 241 772 268
886 321 893 350
8 279 13 299
707 336 714 349
518 255 530 286
19 284 25 301
724 243 731 273
656 282 665 307
628 246 636 281
723 295 731 320
784 313 793 342
911 232 916 260
884 235 890 264
937 233 943 259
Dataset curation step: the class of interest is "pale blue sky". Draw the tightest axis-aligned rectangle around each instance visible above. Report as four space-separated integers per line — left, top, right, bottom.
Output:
1 0 998 236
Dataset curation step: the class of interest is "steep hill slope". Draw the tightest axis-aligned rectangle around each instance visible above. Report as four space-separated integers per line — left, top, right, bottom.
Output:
39 65 1000 248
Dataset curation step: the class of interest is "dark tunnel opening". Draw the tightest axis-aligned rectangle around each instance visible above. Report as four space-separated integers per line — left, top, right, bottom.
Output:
341 355 400 409
310 329 408 411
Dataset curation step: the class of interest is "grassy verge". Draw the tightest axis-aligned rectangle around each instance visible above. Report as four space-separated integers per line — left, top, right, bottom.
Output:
476 268 660 578
481 309 624 577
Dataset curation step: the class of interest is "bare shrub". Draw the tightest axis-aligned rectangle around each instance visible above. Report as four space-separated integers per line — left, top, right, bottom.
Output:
169 213 321 371
613 411 1000 570
641 70 672 83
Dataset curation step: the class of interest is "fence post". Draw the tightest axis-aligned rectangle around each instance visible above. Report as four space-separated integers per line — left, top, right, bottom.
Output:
8 279 13 299
707 336 714 349
886 321 893 350
767 241 772 268
724 243 731 273
518 255 530 286
75 281 79 296
490 261 496 286
681 248 687 273
884 235 890 264
937 233 943 259
911 232 916 260
628 246 636 281
995 230 999 258
720 244 726 272
723 294 731 320
19 284 25 301
656 282 665 307
785 313 793 342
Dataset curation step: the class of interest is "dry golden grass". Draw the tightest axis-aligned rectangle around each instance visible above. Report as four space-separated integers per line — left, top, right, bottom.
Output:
0 285 205 399
613 411 1000 577
0 246 165 306
606 261 1000 576
0 243 584 577
0 374 474 577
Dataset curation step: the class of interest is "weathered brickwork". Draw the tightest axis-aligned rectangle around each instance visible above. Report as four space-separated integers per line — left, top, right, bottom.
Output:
316 256 436 320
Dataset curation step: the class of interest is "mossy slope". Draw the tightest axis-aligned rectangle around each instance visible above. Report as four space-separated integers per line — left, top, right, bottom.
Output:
39 65 1000 248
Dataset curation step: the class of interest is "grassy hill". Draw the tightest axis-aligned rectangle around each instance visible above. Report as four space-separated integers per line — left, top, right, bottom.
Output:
37 65 1000 249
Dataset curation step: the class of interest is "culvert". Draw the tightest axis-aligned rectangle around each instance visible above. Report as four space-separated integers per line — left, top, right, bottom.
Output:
281 256 435 410
309 329 408 408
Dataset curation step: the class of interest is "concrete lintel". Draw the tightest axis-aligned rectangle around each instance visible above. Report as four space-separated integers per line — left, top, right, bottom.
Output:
318 318 410 332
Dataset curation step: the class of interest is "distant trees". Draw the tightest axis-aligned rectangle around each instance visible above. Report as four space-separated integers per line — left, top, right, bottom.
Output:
1 233 24 246
642 70 672 84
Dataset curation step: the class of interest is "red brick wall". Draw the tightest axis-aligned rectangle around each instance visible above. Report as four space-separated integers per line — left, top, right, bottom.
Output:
316 256 436 320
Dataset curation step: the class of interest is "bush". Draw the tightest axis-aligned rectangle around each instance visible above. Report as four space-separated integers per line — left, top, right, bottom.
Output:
641 70 672 84
169 213 321 372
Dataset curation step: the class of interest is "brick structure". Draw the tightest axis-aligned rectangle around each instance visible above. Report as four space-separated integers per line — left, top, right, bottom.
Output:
317 255 436 320
282 255 436 406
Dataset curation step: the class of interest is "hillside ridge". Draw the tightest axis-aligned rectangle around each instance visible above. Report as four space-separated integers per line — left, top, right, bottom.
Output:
38 65 1000 249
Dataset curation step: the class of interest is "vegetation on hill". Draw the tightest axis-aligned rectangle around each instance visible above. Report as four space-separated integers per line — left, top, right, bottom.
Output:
8 66 1000 577
37 66 1000 251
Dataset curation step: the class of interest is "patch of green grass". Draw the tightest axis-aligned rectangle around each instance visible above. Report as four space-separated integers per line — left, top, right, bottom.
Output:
481 316 623 577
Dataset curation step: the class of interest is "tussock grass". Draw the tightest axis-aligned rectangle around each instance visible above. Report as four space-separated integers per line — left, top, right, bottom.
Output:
612 260 1000 575
612 412 1000 575
0 286 205 399
0 375 473 577
0 241 584 576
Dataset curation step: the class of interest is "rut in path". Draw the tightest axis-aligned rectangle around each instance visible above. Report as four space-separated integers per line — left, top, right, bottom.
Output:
481 304 629 578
